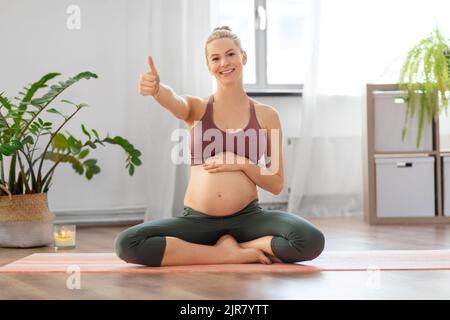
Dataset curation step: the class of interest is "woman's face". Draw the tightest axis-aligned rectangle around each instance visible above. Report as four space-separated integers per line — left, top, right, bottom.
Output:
206 38 247 85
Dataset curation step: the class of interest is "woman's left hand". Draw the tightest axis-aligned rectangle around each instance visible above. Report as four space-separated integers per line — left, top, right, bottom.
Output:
202 152 248 173
202 161 244 173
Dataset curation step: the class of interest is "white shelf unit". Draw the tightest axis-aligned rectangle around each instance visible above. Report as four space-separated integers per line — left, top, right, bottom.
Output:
364 84 450 224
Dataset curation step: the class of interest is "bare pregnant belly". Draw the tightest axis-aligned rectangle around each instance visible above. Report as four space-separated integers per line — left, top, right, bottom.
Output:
184 165 258 216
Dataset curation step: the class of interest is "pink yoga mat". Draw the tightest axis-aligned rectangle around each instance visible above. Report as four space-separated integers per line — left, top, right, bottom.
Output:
1 250 450 273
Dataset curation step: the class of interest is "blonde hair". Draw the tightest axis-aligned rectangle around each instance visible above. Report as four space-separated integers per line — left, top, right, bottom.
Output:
205 26 243 60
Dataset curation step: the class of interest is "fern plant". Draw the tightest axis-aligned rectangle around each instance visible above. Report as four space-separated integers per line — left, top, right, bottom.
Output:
0 71 142 196
399 27 450 148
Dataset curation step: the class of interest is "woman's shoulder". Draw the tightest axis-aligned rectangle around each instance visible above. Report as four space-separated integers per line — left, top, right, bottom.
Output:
251 98 278 114
251 99 280 129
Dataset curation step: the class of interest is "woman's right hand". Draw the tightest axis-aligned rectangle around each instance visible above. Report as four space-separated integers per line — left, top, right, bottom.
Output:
139 55 160 97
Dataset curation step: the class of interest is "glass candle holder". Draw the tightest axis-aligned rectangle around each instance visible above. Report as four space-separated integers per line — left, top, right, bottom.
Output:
53 225 76 250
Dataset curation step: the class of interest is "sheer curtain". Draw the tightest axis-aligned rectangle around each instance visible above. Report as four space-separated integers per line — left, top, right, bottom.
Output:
288 0 450 217
144 0 212 220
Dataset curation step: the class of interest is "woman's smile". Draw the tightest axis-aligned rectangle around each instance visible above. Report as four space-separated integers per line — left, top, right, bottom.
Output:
219 68 235 76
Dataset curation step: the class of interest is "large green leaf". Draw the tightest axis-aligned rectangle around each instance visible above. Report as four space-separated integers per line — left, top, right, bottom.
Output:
21 73 61 106
81 124 91 140
46 108 67 119
92 129 100 140
52 133 68 151
83 159 97 167
44 152 83 175
29 72 97 109
0 144 16 156
0 94 13 112
22 135 34 145
11 73 61 130
78 149 89 159
0 138 24 156
67 136 81 154
102 135 142 175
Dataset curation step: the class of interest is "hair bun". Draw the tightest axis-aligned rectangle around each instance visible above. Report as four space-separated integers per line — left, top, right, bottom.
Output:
213 26 232 32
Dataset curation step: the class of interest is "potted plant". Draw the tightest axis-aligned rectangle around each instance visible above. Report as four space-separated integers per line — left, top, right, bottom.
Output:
399 27 450 148
0 71 142 247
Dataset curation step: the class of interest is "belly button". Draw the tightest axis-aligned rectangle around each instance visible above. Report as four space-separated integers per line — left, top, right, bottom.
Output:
218 193 222 198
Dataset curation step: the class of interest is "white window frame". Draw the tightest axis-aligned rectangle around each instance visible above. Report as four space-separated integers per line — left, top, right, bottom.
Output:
245 0 303 95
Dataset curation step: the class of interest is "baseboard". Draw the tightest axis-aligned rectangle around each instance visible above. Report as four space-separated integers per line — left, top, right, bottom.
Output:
258 202 288 211
54 207 146 226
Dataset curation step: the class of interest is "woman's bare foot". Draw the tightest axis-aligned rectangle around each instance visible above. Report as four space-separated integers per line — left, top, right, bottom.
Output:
266 254 283 263
215 234 272 265
215 234 239 248
239 236 283 263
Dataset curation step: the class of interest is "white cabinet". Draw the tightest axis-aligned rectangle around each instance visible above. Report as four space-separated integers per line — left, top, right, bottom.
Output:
364 84 450 224
375 157 435 217
373 91 433 152
443 156 450 216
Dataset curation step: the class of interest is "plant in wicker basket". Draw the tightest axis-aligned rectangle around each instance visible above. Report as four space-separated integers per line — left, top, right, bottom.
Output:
0 71 142 247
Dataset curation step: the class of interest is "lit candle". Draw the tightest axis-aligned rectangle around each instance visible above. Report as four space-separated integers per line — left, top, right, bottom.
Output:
53 225 76 249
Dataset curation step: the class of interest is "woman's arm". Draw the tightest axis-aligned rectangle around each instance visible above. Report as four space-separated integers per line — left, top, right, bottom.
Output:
153 84 190 120
139 55 196 121
241 162 284 195
241 107 284 195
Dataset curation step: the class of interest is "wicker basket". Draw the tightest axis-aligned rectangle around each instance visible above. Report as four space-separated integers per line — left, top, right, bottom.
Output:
0 193 55 248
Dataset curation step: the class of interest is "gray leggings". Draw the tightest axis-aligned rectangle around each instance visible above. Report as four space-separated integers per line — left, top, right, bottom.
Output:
114 199 325 266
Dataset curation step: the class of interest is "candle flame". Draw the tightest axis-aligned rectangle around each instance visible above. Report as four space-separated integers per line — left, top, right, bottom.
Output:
55 229 72 239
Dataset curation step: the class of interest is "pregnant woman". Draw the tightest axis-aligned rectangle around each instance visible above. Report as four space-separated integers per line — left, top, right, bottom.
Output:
115 26 325 266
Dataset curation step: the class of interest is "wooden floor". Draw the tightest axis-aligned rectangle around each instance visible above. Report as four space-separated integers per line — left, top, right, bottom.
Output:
1 217 450 300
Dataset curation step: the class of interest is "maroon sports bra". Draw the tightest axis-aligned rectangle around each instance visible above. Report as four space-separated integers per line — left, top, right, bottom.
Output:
189 95 267 166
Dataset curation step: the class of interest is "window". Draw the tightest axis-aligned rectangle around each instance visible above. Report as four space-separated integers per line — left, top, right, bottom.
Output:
213 0 308 93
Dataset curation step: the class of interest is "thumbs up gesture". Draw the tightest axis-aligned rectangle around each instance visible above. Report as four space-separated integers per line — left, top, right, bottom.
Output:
139 56 160 97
